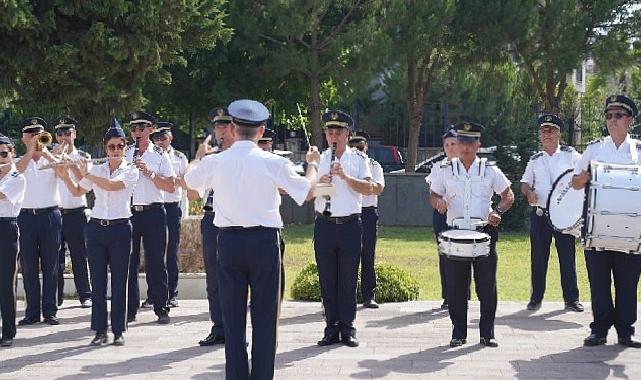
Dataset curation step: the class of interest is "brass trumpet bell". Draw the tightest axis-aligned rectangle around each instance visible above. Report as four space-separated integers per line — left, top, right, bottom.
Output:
36 131 53 150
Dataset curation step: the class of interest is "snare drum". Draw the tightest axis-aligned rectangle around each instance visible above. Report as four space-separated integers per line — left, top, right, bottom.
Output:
438 229 491 260
584 161 641 254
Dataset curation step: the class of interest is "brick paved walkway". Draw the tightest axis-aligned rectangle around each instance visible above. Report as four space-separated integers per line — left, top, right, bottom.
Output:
2 300 640 379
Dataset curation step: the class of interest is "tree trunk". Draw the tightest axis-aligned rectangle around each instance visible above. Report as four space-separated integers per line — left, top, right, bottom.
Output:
309 31 323 148
405 53 423 173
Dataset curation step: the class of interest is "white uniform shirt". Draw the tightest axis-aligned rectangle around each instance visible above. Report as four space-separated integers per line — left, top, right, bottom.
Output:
57 148 90 209
362 157 384 207
79 160 139 220
125 143 175 205
430 157 511 225
0 168 26 217
574 135 641 174
163 146 188 203
185 140 311 228
521 145 581 208
314 147 372 217
21 157 60 209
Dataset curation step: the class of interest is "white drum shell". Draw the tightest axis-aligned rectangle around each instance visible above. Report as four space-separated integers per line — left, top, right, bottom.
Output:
547 169 584 237
585 161 641 253
438 229 491 259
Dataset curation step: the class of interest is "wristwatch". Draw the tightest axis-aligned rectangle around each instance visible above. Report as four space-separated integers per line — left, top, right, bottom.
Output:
494 206 504 215
149 171 156 180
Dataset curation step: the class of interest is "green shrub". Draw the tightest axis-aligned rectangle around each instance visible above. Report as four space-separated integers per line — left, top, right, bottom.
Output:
291 262 420 303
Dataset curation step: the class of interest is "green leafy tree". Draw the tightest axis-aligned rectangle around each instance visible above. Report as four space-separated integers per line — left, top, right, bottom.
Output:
458 0 639 115
0 1 231 141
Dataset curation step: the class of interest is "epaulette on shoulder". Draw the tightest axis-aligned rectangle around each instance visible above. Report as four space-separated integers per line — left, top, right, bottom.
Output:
153 145 163 154
78 150 91 159
174 150 186 158
354 149 368 159
369 157 380 166
439 159 452 168
485 160 497 166
530 152 544 161
560 145 575 152
588 137 604 146
126 144 135 151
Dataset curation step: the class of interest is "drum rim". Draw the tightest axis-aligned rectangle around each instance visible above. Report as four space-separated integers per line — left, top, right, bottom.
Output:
546 168 584 233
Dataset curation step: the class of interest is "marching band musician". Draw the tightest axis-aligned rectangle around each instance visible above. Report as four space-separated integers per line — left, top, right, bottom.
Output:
151 122 188 308
313 110 372 348
53 116 92 309
56 122 139 346
125 111 176 325
521 115 583 312
425 127 458 310
185 99 320 380
429 122 514 348
348 133 385 309
572 95 641 348
0 133 26 348
16 117 63 326
196 106 235 347
258 127 287 303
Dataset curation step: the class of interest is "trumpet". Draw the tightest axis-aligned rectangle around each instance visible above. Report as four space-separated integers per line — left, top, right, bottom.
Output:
36 132 53 150
38 156 121 170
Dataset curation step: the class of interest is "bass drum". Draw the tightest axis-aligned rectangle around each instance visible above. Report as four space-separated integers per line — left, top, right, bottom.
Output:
547 169 586 237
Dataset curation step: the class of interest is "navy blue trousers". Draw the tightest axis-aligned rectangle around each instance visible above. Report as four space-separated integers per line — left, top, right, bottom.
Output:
58 210 91 301
0 220 19 339
18 209 62 319
445 226 498 340
432 210 448 301
201 213 224 335
360 207 378 302
314 218 362 337
128 206 169 318
165 202 182 299
85 221 131 335
529 208 578 303
218 227 281 380
585 249 641 339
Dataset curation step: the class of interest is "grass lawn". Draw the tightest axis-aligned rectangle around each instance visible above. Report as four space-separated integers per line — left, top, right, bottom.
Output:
281 225 641 301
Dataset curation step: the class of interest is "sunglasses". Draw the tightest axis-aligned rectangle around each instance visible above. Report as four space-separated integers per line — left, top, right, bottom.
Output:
0 151 9 158
605 112 629 120
107 143 126 151
131 124 150 132
56 130 73 136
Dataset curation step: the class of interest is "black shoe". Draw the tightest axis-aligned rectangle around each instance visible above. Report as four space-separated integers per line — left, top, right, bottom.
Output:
44 316 60 325
317 334 340 346
584 333 606 346
449 338 466 347
0 338 13 347
618 336 641 348
57 297 64 307
440 301 448 310
526 301 541 311
90 332 108 346
480 337 498 347
199 331 225 346
141 299 153 309
363 299 379 309
80 299 92 308
127 315 136 323
168 297 178 308
156 312 170 325
18 317 40 326
341 335 359 347
113 333 125 346
565 301 584 312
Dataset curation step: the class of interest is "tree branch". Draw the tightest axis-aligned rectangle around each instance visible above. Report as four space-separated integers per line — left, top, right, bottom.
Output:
318 0 363 50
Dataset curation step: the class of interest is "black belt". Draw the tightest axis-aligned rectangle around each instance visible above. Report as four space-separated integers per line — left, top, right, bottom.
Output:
315 212 360 224
532 206 547 215
0 217 17 222
164 202 179 206
60 207 86 215
131 203 164 212
219 226 277 231
204 211 215 217
362 206 377 210
21 206 58 215
90 218 130 227
203 206 214 212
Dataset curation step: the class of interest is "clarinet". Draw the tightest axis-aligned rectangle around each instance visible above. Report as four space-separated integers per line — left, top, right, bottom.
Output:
322 143 337 216
133 137 140 158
